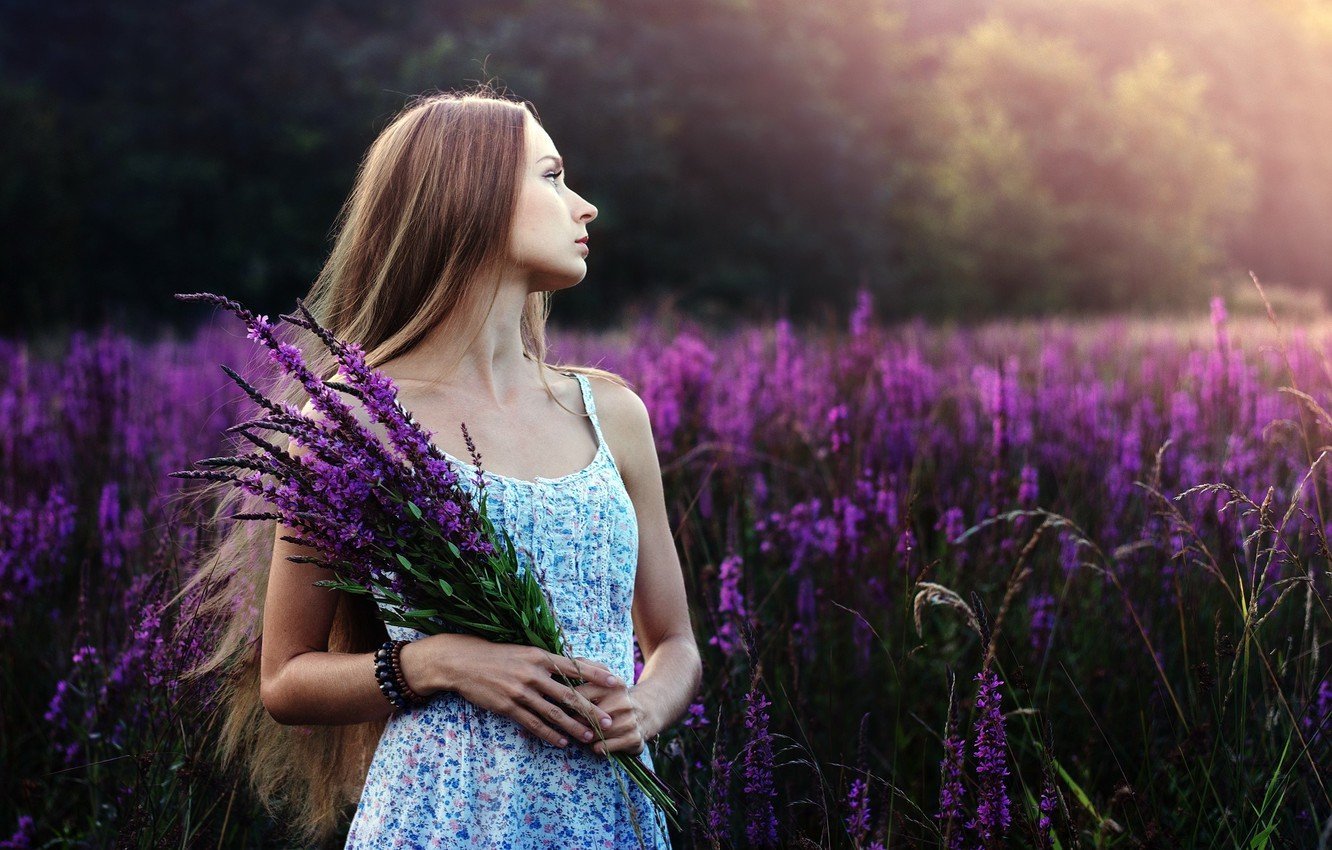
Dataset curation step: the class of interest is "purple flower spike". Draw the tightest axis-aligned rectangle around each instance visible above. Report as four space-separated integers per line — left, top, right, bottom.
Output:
844 775 871 843
936 686 967 850
742 687 780 848
1037 772 1057 849
966 669 1012 849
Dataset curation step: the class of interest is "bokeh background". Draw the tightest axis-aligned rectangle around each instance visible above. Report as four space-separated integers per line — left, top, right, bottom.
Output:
5 1 1332 847
8 0 1332 334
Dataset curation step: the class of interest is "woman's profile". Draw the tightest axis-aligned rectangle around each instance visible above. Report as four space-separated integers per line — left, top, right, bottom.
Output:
171 86 702 849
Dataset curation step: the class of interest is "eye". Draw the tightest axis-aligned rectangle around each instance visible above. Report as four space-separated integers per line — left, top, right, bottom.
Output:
545 169 564 186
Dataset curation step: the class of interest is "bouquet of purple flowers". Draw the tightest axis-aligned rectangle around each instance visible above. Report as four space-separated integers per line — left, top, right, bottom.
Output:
170 292 680 838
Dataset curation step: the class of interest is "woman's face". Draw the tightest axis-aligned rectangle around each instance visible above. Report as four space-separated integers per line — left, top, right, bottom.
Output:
508 112 598 291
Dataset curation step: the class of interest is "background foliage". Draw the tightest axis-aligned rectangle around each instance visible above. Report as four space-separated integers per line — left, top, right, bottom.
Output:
3 0 1331 336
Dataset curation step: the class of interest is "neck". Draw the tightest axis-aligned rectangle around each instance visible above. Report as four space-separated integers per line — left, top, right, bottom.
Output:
386 280 548 408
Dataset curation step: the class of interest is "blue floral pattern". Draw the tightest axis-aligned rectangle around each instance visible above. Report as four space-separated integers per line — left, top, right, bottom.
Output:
345 372 673 850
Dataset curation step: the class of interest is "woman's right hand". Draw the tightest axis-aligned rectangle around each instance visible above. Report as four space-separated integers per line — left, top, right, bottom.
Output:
405 633 622 749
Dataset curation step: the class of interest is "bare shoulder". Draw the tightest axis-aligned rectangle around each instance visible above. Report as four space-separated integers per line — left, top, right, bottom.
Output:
581 372 658 494
293 380 387 454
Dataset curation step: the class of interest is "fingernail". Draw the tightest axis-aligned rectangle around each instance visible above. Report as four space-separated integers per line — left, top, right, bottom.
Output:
558 738 568 746
601 716 612 728
583 731 593 741
604 675 616 685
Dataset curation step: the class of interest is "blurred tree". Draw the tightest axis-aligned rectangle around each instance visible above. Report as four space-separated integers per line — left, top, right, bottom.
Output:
902 16 1252 317
909 0 1332 307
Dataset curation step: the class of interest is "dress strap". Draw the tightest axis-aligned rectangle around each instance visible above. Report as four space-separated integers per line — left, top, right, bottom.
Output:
567 371 609 456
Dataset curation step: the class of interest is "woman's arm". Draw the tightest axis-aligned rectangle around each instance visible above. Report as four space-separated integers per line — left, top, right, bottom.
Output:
593 377 704 742
258 399 439 725
260 515 454 725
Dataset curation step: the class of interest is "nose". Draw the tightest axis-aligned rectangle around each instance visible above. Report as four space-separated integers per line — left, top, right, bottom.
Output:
574 193 597 223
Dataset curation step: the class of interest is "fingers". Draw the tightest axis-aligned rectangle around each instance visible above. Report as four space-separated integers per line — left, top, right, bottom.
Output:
508 701 573 749
533 675 614 733
551 652 619 687
590 732 646 756
514 688 606 747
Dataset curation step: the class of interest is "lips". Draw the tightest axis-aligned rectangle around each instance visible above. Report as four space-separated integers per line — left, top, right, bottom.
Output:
575 237 589 244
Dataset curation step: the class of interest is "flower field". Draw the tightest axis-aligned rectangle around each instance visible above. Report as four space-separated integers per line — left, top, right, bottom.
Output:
2 289 1329 848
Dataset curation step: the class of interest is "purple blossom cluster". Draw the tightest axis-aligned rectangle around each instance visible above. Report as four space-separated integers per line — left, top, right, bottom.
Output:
171 292 496 614
0 486 77 634
936 694 968 850
1036 772 1057 849
705 753 733 840
843 775 871 843
967 670 1011 848
1027 591 1057 659
741 686 780 847
935 669 1017 849
708 553 747 656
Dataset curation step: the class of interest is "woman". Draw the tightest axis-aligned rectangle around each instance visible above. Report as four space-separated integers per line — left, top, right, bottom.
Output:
173 87 702 849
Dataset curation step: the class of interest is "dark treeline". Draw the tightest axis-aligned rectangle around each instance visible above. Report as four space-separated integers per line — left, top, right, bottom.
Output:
3 0 1330 337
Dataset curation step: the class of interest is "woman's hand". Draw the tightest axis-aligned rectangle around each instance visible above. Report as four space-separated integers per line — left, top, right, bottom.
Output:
571 677 651 756
411 633 620 749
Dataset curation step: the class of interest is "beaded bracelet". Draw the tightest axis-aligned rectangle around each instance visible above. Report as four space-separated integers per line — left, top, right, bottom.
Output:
374 639 424 711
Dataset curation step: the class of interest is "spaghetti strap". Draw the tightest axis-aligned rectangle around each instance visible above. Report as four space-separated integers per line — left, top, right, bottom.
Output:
566 371 617 474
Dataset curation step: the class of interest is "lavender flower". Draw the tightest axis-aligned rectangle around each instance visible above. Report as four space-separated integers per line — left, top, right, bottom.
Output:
1302 677 1332 746
706 754 733 840
1037 772 1057 849
967 669 1012 848
936 681 967 850
742 687 780 847
707 553 747 656
681 699 711 729
1028 592 1056 658
0 815 34 849
844 775 871 844
0 487 77 635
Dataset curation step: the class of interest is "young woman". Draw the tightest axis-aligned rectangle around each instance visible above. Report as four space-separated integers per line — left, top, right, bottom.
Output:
174 87 701 849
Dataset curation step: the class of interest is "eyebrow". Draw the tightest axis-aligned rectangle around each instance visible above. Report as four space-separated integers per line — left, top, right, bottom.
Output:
537 155 564 168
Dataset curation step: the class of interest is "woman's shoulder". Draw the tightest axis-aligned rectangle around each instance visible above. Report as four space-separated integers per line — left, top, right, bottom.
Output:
549 364 654 482
546 364 641 414
296 369 389 442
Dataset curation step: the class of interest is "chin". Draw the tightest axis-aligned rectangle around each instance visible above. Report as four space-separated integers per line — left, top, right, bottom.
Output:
532 266 586 293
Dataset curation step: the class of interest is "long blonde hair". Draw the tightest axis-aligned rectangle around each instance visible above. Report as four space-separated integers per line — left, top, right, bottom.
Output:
168 85 628 848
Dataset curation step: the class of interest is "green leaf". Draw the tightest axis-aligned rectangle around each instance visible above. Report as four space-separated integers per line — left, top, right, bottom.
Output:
1250 824 1278 850
437 579 454 597
313 579 364 594
406 500 423 520
1052 758 1101 819
445 540 461 559
396 552 412 570
404 609 438 619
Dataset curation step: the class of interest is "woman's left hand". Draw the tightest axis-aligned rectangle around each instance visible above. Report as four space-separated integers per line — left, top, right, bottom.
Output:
570 675 650 755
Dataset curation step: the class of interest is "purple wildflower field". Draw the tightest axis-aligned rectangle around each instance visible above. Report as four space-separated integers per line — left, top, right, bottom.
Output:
2 288 1330 847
